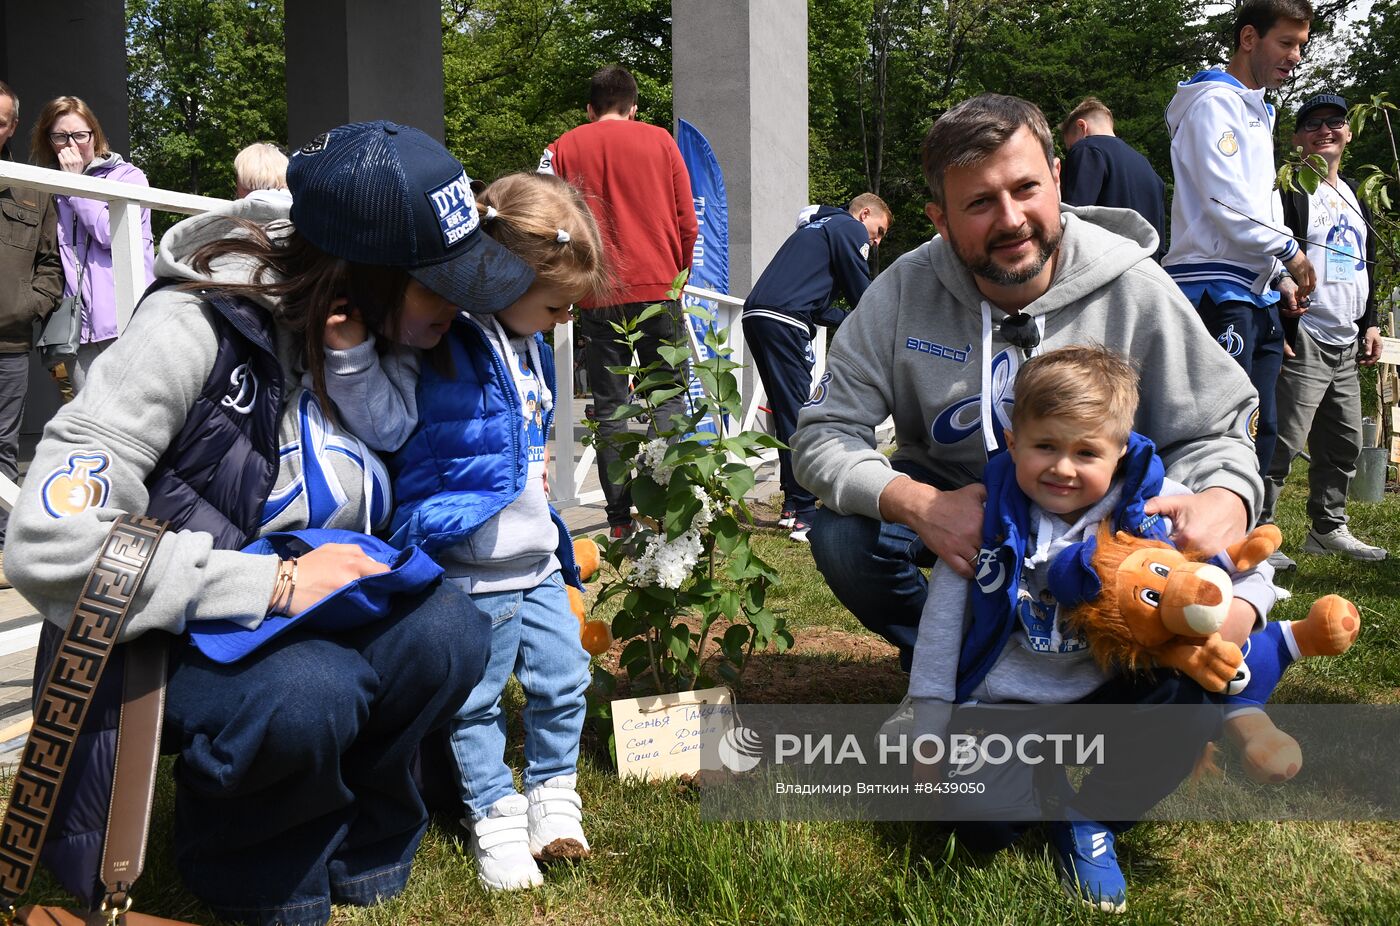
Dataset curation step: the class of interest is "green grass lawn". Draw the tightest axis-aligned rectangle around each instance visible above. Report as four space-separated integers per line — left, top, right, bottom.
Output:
11 459 1400 925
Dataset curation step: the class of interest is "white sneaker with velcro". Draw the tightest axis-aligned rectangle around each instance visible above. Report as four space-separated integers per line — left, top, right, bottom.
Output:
469 793 544 891
526 774 591 861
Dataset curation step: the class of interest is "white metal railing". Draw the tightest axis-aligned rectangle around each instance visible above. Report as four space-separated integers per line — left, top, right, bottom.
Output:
0 160 826 514
0 160 226 333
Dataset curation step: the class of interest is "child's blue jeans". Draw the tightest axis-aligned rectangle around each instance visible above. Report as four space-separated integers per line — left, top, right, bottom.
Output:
448 569 592 819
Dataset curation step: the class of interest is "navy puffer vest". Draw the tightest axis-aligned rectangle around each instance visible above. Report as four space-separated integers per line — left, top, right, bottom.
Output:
143 287 284 547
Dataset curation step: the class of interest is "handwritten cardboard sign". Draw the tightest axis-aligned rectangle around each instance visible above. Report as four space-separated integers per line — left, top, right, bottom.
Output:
612 686 736 780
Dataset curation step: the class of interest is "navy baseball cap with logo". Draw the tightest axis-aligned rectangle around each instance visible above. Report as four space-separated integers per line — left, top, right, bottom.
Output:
188 529 444 664
287 120 534 314
1295 93 1348 129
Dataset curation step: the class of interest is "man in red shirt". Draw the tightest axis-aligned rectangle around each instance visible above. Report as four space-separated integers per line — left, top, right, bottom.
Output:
541 65 698 537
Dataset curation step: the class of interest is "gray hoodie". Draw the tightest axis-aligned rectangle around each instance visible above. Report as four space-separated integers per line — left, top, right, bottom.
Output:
6 198 389 640
791 204 1263 522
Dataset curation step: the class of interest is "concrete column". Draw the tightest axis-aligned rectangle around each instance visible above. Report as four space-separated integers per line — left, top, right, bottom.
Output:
285 0 444 147
673 0 808 299
0 2 130 158
1 2 128 435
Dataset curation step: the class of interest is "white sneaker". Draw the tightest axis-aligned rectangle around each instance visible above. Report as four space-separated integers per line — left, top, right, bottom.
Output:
469 794 543 891
525 774 590 861
1266 549 1297 571
1302 526 1388 562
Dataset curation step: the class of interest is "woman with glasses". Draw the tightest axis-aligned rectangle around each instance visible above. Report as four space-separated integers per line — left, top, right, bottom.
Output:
29 96 155 394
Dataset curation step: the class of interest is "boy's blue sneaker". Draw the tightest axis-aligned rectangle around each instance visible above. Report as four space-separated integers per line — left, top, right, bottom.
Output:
1049 817 1127 914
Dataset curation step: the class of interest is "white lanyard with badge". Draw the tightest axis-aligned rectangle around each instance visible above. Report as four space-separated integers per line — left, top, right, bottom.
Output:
1321 197 1362 284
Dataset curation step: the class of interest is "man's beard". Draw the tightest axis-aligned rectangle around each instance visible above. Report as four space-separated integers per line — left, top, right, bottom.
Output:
947 221 1062 287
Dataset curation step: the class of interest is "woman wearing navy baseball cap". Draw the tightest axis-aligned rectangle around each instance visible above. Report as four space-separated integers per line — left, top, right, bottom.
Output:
5 122 529 925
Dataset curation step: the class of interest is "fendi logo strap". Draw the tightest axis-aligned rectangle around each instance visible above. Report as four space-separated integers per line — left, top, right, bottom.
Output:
0 515 168 904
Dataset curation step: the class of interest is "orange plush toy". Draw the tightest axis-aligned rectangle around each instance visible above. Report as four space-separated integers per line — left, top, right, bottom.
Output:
1220 593 1360 783
570 538 613 657
1056 522 1361 783
1057 523 1277 692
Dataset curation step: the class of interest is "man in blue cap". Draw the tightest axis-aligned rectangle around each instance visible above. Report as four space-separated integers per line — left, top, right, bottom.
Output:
1263 93 1388 566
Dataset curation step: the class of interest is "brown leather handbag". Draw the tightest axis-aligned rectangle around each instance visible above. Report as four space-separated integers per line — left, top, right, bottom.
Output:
0 515 194 926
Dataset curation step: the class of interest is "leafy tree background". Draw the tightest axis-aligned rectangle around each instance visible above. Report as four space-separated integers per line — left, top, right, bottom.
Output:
127 0 287 214
124 0 1387 265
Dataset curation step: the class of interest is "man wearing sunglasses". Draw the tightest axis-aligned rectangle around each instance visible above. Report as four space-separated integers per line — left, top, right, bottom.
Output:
1261 94 1387 566
1163 0 1316 480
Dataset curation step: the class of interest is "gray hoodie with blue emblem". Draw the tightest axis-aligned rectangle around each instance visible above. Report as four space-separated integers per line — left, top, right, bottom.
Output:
791 204 1263 523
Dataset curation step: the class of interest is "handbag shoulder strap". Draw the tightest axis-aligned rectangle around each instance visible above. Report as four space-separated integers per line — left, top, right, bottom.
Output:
0 515 169 917
98 631 166 910
68 212 88 296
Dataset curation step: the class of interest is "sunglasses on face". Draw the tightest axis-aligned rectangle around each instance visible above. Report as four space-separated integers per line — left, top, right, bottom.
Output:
1298 116 1346 133
48 131 93 146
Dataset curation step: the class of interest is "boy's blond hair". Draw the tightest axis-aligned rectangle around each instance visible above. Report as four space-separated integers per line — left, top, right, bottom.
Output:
1011 345 1139 445
477 172 612 305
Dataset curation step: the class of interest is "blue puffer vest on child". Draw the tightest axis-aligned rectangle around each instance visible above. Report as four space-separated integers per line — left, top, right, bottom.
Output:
389 317 582 588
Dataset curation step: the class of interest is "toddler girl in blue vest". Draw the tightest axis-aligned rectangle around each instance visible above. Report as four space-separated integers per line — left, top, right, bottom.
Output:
321 171 610 892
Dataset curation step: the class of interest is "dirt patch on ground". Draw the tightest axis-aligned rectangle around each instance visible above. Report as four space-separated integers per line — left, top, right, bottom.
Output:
594 619 906 705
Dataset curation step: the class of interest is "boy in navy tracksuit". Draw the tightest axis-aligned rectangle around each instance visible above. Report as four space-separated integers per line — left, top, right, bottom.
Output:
743 194 892 541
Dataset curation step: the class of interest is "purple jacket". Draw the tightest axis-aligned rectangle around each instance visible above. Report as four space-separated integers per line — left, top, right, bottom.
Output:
54 153 156 344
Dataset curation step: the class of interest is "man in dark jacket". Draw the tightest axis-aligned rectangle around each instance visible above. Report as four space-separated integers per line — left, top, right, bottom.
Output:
1262 92 1387 566
0 81 64 586
742 193 890 541
1059 98 1167 261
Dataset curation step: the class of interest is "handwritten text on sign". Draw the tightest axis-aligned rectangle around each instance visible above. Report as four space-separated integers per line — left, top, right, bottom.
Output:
612 686 736 780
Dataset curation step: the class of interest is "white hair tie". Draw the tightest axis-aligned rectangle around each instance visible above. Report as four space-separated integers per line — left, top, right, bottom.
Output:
556 228 571 244
484 206 498 222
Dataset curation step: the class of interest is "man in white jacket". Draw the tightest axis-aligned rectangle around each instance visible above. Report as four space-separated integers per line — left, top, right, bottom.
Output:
1163 0 1316 478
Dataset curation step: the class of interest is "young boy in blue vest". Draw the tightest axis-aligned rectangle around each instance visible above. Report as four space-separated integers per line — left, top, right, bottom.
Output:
908 345 1278 914
322 172 612 892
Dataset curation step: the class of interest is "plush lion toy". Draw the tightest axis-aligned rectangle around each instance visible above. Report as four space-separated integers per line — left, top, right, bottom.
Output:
1059 522 1273 692
1059 521 1361 783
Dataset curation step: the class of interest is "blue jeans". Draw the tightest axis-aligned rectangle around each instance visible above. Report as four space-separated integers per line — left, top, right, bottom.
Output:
449 570 592 819
808 460 950 671
165 581 489 926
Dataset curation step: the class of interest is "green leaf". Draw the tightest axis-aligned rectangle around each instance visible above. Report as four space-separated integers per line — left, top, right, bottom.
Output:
606 402 649 421
749 607 776 640
630 474 667 519
721 624 750 660
665 627 692 661
619 640 650 670
658 345 692 368
646 385 689 407
664 486 703 539
724 465 757 500
713 514 743 555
